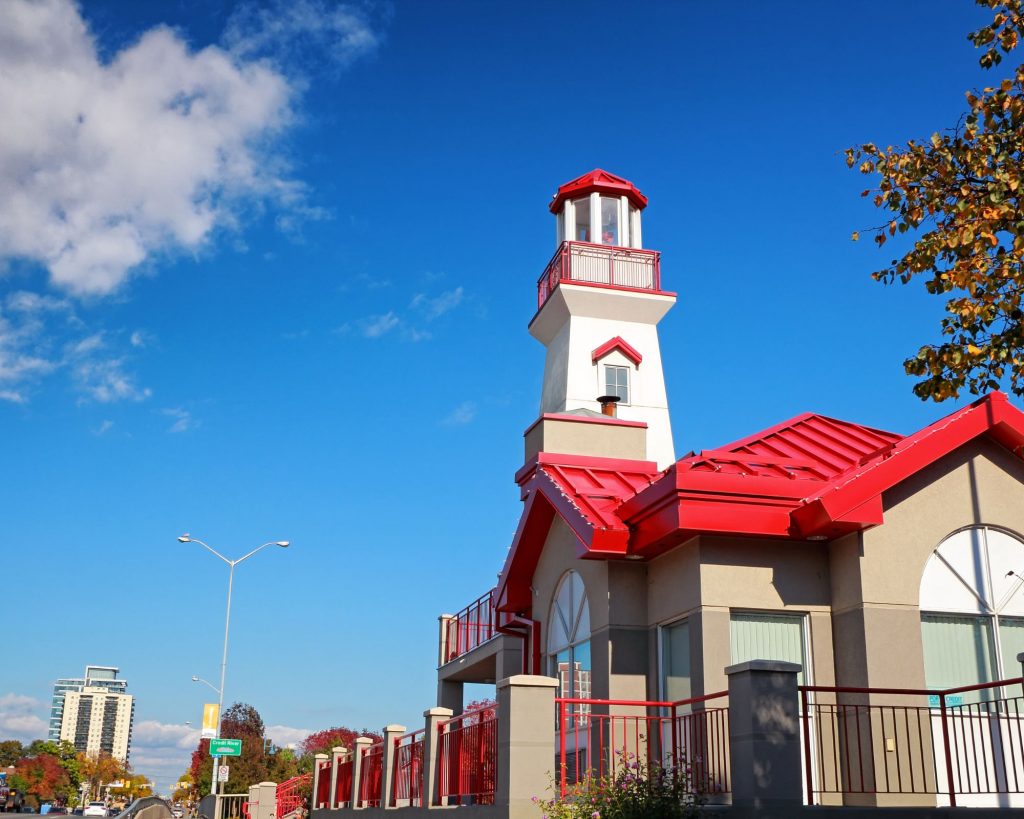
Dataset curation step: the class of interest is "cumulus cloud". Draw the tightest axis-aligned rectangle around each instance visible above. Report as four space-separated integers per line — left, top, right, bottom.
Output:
265 724 313 750
162 407 198 433
0 693 47 742
129 719 201 794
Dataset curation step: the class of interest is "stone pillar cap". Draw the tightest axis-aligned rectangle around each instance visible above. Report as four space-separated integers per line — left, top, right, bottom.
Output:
384 724 406 732
497 674 559 689
424 706 454 718
330 746 345 753
725 659 802 675
313 753 329 759
353 736 374 745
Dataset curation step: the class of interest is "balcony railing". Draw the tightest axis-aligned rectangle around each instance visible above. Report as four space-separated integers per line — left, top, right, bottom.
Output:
441 589 496 665
537 241 662 308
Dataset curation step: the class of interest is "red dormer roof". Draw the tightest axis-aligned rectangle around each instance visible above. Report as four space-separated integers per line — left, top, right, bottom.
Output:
550 169 649 214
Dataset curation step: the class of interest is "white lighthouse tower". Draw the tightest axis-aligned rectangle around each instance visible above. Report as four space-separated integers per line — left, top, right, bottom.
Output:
529 169 676 468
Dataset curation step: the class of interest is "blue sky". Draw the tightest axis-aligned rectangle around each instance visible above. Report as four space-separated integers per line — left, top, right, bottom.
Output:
0 0 1005 793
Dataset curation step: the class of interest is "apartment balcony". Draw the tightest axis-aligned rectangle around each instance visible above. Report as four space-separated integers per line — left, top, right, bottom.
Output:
536 241 661 310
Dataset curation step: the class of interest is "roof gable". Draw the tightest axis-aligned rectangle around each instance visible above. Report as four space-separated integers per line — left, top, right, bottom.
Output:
550 169 649 213
592 336 643 367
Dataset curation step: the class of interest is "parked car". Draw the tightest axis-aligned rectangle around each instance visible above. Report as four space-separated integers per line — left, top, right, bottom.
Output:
82 804 106 818
171 809 183 818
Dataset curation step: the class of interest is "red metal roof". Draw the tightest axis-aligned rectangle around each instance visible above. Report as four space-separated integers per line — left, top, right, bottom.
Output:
549 169 649 214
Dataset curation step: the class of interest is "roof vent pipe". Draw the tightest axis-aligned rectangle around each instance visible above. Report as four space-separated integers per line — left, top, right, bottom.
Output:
597 395 620 418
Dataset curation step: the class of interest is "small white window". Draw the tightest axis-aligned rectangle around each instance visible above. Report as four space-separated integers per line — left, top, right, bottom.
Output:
604 365 629 404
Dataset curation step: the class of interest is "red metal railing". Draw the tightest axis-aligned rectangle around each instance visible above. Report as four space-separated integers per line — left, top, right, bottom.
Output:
436 703 498 805
800 676 1024 806
358 741 384 808
314 758 331 808
537 241 662 308
391 728 425 806
334 755 354 808
443 589 496 664
275 773 309 819
555 692 729 798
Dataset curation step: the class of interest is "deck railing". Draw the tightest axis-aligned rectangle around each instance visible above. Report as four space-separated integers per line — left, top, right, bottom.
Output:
436 703 498 805
391 728 425 807
537 241 661 308
800 676 1024 806
555 692 729 799
442 589 496 664
358 742 384 808
274 774 309 819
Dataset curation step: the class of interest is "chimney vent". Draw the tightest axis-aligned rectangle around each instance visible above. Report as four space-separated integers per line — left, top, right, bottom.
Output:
597 395 620 417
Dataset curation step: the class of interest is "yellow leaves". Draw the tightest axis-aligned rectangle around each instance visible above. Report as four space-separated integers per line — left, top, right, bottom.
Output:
859 160 875 173
851 231 860 241
968 343 983 355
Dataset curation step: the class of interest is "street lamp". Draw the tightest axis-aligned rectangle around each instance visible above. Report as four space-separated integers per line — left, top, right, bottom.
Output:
179 533 289 798
191 676 220 697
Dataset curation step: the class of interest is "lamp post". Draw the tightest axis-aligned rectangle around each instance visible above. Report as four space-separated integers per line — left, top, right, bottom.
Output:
179 534 289 800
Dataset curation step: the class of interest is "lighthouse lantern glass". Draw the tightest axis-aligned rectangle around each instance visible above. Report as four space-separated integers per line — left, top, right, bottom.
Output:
573 197 591 242
600 196 619 246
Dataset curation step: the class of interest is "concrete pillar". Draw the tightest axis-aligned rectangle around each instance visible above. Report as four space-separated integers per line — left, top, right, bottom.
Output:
495 674 558 814
249 783 276 819
438 615 455 666
421 707 452 808
328 746 346 809
437 679 463 716
351 737 373 809
726 660 802 817
311 754 328 810
380 724 405 809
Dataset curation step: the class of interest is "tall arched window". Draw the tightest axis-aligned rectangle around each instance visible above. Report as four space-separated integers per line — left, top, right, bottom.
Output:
549 571 591 700
920 526 1024 698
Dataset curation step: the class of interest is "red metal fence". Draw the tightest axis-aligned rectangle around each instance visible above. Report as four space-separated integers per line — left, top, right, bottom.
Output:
334 755 354 808
537 241 662 308
436 703 498 805
800 677 1024 806
274 773 309 819
314 758 331 808
443 589 495 664
555 692 729 799
358 742 384 808
391 728 425 807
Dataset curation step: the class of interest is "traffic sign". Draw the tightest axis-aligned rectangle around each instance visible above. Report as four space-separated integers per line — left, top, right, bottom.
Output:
210 738 242 756
217 766 230 783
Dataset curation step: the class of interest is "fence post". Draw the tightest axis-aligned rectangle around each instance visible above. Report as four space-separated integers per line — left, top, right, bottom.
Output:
726 660 802 816
380 724 405 808
328 746 346 808
311 754 328 810
251 782 277 819
495 674 559 814
352 737 373 809
422 707 453 808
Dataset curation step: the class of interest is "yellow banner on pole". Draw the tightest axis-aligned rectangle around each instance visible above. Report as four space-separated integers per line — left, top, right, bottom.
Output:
201 703 219 739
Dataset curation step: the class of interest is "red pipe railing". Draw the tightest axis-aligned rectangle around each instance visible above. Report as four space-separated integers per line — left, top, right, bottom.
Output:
334 756 354 808
799 676 1024 806
555 692 729 798
536 241 662 308
391 728 425 806
274 773 310 819
358 742 384 808
436 703 498 805
443 589 496 664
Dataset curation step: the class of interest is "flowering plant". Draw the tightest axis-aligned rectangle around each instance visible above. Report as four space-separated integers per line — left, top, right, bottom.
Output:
534 753 702 819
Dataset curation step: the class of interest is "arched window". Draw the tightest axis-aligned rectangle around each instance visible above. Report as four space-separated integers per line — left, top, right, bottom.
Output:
549 571 591 700
920 526 1024 698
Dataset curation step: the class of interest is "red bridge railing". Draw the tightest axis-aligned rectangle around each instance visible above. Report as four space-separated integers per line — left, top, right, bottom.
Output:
442 589 496 664
334 755 354 808
555 692 729 799
800 676 1024 806
314 758 331 808
358 742 384 808
537 241 662 308
436 703 498 805
391 728 425 806
275 773 309 819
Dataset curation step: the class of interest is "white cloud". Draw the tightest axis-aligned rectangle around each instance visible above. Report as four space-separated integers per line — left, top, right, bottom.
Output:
443 401 477 426
0 389 26 404
0 692 47 742
265 724 313 750
128 719 201 795
0 0 299 296
410 286 463 321
133 719 201 750
93 419 114 435
362 311 399 339
162 407 198 433
67 334 150 404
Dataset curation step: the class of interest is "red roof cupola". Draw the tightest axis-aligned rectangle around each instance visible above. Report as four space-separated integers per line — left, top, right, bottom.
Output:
549 169 648 214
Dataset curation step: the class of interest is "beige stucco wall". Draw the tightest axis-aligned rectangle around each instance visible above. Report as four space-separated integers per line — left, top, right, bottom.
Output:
832 437 1024 689
523 416 647 462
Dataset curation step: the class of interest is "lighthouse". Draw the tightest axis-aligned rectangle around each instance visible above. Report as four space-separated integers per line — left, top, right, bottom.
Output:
529 169 676 468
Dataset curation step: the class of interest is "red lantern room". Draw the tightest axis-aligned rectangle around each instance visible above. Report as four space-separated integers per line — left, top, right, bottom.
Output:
550 169 648 249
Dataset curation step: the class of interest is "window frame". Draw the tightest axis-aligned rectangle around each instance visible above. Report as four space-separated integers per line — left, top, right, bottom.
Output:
728 609 813 687
603 363 630 405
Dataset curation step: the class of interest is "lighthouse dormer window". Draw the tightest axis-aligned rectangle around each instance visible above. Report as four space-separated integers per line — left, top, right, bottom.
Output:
604 364 630 405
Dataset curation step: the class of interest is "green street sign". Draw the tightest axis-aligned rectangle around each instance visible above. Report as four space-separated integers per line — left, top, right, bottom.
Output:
210 738 242 757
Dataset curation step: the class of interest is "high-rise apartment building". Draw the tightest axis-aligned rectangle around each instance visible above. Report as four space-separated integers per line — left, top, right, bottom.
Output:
49 666 133 761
